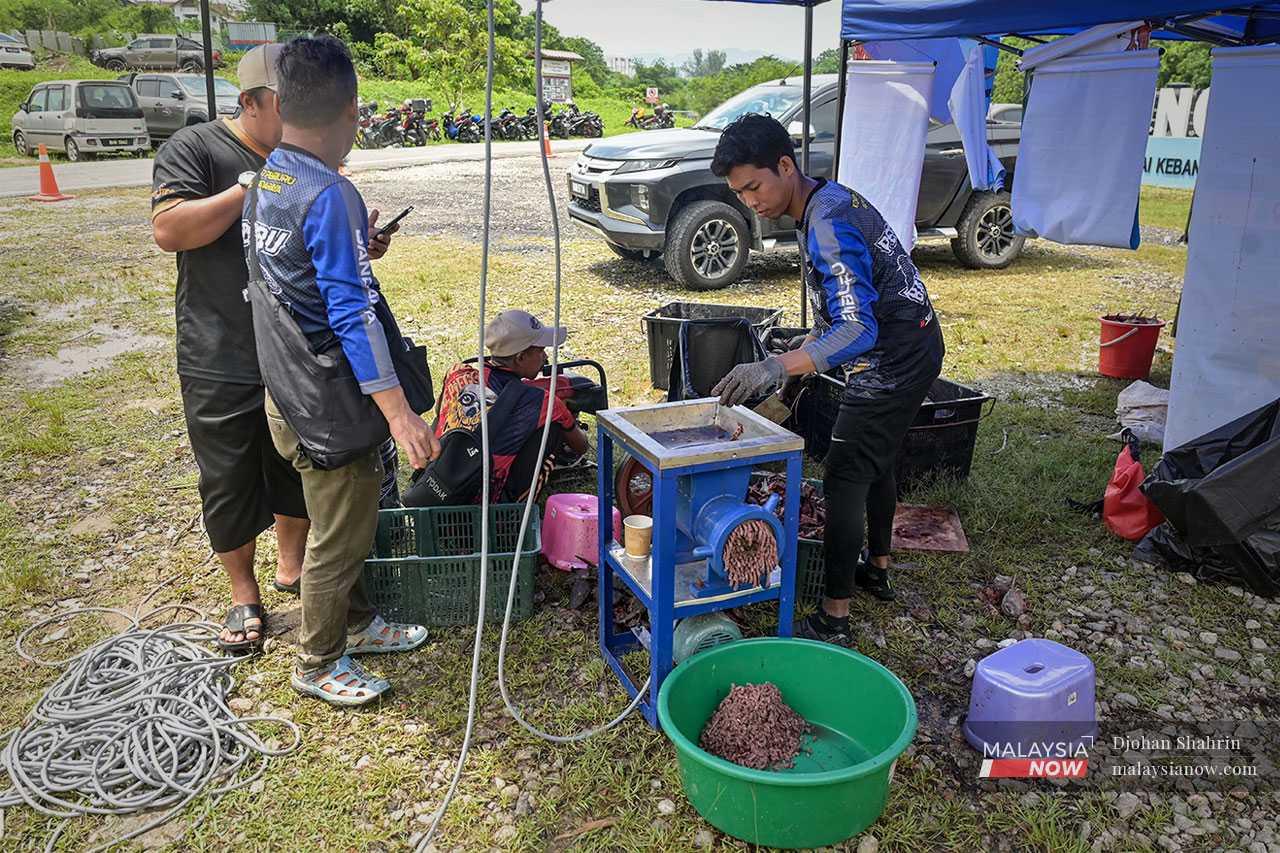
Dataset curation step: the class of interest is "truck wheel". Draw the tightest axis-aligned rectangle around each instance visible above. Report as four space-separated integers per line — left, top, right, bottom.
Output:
608 244 658 263
950 190 1025 269
106 59 126 71
663 200 750 290
181 60 202 73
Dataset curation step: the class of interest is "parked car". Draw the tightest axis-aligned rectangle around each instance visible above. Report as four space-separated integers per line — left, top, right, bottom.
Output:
123 73 239 141
988 102 1024 124
568 75 1024 290
0 32 35 70
91 35 219 72
11 80 150 162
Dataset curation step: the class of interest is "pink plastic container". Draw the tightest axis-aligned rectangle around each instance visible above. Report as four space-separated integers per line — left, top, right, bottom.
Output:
542 493 621 571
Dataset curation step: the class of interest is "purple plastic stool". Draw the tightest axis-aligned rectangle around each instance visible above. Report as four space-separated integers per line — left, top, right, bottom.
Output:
963 639 1097 756
542 493 621 572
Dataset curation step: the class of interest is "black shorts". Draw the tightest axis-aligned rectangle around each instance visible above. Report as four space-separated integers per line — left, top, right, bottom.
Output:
180 377 308 553
826 382 935 484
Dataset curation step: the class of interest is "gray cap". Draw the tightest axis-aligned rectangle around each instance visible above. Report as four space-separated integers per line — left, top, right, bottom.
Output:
486 310 568 357
238 43 283 92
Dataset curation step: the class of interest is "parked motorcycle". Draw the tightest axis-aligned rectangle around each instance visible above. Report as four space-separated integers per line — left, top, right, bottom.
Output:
563 102 604 138
444 106 481 143
626 104 674 131
399 98 435 147
356 101 379 149
516 107 541 140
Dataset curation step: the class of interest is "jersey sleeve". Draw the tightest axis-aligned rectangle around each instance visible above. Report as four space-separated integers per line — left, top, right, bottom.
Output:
302 182 399 395
151 128 211 219
801 216 879 372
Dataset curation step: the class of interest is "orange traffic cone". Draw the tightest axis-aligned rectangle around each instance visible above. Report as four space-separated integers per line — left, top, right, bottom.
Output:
542 123 552 157
30 144 73 203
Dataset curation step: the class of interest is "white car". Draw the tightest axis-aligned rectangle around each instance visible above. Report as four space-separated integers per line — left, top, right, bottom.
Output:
0 33 34 70
11 80 150 161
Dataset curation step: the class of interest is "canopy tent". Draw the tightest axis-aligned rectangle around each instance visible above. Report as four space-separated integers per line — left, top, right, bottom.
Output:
838 2 1280 45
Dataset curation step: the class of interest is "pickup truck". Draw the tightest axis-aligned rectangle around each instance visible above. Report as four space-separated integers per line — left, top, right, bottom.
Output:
568 75 1024 290
122 73 240 141
92 35 219 73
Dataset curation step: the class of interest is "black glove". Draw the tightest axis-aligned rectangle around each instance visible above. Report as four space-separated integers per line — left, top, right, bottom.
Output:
711 358 786 407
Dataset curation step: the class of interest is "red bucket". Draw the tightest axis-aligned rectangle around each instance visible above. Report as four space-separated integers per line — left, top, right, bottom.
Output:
1098 316 1166 379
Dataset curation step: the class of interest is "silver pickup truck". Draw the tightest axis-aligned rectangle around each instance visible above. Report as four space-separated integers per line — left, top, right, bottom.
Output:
92 35 221 72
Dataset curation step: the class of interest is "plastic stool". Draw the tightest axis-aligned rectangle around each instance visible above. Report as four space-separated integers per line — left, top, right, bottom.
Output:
542 493 620 571
963 639 1097 755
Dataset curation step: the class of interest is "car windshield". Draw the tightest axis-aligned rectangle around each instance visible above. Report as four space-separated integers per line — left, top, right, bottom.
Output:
696 85 803 131
179 77 239 98
0 34 20 44
79 84 136 110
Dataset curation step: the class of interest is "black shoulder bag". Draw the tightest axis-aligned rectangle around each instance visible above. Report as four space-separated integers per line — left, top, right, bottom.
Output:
245 177 392 470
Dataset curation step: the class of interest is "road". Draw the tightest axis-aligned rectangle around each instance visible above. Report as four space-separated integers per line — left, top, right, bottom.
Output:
0 138 591 198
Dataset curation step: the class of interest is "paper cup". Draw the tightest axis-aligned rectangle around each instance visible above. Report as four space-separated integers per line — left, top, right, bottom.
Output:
623 515 653 559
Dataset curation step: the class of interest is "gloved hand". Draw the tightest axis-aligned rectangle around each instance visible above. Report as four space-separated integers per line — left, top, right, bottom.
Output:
712 358 786 407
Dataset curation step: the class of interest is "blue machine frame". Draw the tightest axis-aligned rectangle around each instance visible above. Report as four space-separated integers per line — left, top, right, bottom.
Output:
596 420 803 728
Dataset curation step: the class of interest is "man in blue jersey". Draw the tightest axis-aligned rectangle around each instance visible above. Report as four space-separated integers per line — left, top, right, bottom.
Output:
247 36 439 706
710 114 945 647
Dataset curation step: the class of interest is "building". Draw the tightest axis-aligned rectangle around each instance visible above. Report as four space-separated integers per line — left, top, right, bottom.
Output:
529 48 583 102
127 0 243 31
606 55 636 77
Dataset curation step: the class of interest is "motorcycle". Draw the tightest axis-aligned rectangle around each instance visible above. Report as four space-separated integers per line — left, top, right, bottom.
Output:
400 98 435 147
564 102 603 138
356 101 378 149
444 106 481 143
651 103 675 130
371 106 405 148
517 107 541 141
548 103 574 139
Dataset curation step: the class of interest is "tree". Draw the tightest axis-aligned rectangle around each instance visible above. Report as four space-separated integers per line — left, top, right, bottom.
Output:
684 49 727 78
814 47 841 74
1159 41 1212 88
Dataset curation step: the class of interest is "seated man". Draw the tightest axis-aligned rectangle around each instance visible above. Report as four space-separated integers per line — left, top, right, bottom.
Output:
434 310 590 502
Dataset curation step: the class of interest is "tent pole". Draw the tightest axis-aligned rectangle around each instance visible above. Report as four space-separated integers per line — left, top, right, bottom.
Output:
800 2 813 329
833 40 849 181
199 0 216 121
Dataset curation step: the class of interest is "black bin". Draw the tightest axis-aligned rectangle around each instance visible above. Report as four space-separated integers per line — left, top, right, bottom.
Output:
642 302 783 390
796 375 994 493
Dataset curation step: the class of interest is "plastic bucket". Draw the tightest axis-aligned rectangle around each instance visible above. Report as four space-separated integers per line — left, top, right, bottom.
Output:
657 638 916 849
1098 316 1166 379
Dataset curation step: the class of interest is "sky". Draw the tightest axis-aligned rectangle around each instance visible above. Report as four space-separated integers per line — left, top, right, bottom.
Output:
514 0 843 62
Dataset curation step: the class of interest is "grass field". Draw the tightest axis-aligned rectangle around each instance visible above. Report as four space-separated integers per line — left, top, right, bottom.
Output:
3 181 1274 853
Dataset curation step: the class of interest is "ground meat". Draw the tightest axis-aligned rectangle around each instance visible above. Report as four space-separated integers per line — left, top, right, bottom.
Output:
722 519 777 586
699 682 809 770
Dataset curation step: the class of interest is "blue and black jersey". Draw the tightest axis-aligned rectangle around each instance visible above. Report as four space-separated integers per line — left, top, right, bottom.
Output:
798 179 944 400
243 143 400 395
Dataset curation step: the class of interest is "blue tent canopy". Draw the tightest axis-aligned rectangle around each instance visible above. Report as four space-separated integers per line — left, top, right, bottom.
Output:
839 1 1280 44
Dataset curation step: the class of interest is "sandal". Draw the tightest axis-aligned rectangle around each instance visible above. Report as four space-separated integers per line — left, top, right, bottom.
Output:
272 578 300 597
291 655 389 707
216 603 266 654
345 614 429 656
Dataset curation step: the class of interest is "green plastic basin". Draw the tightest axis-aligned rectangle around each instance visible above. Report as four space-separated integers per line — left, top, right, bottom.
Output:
657 638 917 849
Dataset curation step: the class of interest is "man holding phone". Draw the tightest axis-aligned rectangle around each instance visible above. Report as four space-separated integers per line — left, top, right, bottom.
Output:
151 43 402 652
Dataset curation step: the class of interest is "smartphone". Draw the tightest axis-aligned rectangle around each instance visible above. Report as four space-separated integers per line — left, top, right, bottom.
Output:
375 205 413 237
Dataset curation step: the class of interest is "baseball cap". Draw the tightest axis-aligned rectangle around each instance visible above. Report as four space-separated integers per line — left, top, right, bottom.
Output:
486 310 568 358
238 43 283 92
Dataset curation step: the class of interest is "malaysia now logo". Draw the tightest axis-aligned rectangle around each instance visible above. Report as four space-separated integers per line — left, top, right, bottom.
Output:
242 220 291 256
979 740 1091 780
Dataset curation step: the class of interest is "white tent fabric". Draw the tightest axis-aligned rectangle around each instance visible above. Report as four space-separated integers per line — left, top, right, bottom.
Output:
1017 20 1144 69
947 42 1005 191
837 60 934 249
1011 49 1159 248
1164 45 1280 450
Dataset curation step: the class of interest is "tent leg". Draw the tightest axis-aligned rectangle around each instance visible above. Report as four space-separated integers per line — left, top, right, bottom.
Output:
199 0 216 120
833 40 849 181
799 3 813 329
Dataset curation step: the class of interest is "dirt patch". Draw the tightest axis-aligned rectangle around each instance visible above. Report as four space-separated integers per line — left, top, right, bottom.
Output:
21 324 166 387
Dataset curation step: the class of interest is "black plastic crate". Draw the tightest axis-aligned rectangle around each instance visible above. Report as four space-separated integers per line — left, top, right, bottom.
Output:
796 376 994 493
643 302 783 390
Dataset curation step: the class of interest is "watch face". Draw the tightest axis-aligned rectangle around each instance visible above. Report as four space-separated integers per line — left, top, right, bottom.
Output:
239 171 255 188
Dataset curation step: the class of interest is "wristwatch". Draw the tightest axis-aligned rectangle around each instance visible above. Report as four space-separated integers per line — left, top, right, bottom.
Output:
237 170 256 190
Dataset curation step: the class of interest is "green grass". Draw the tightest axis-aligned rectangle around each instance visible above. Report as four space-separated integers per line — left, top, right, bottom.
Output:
0 183 1272 851
1139 185 1194 232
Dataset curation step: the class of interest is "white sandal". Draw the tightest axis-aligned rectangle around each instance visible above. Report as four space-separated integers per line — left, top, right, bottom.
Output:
291 655 389 707
345 614 429 656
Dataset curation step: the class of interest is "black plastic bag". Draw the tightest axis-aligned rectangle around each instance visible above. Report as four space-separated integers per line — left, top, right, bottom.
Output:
666 318 766 402
1136 397 1280 596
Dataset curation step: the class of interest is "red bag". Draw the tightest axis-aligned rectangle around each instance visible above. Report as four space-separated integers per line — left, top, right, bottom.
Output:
1103 429 1165 541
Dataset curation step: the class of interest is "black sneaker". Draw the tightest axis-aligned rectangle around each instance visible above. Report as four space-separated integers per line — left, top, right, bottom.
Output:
796 611 853 647
855 563 896 601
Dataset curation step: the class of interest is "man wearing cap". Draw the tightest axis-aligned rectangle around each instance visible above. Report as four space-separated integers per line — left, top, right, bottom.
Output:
150 44 398 653
433 310 590 502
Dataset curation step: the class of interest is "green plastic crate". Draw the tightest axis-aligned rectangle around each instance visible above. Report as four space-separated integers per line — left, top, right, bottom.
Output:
363 504 541 628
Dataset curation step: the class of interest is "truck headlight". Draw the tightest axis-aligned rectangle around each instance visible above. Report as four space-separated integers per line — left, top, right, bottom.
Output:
631 185 650 213
615 158 677 174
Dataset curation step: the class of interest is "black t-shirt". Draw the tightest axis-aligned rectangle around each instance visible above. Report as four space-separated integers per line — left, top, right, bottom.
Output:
152 119 268 385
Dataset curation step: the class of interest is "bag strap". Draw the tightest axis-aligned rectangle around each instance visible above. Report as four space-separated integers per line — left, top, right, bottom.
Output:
245 171 262 272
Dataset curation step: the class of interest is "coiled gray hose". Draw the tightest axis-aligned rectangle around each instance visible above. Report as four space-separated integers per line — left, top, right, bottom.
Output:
1 606 301 853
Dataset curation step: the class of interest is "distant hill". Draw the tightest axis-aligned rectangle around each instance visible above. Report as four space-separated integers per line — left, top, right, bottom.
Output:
631 48 798 70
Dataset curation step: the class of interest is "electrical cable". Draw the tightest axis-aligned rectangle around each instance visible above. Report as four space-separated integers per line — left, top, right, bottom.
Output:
1 607 301 853
415 2 646 846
